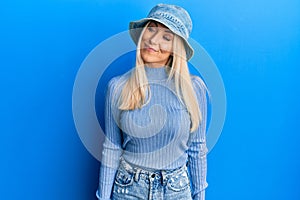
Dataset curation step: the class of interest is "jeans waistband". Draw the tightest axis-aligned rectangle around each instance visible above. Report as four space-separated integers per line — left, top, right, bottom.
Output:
119 157 188 183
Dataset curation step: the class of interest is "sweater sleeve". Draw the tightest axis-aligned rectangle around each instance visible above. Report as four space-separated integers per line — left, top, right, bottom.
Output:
96 77 123 200
187 76 209 200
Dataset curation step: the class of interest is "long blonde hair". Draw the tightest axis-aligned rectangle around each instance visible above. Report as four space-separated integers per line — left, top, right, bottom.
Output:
119 24 201 132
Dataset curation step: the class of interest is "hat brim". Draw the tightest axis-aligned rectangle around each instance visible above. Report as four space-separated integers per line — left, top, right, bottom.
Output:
129 18 194 61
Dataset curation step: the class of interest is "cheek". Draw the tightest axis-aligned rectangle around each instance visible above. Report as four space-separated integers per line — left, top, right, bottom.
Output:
160 43 173 53
141 31 151 41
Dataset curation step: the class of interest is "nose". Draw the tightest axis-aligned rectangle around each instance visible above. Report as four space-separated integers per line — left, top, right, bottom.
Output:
149 32 160 45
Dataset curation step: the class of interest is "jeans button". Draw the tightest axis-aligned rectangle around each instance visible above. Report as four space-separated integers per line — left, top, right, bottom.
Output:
151 174 155 178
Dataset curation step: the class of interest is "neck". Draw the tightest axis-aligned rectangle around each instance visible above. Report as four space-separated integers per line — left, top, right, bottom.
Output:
144 62 167 68
144 65 169 80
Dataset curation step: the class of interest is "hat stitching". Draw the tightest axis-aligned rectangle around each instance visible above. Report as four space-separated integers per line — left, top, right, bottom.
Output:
149 12 188 38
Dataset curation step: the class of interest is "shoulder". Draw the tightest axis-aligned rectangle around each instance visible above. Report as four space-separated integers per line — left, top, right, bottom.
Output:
107 71 131 92
107 76 121 89
190 75 210 110
191 75 207 94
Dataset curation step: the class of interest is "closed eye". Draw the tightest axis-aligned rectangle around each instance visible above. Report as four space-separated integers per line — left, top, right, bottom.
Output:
163 35 171 41
147 26 156 32
163 34 173 41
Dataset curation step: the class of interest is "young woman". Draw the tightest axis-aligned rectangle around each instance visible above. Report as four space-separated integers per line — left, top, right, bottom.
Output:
97 4 208 200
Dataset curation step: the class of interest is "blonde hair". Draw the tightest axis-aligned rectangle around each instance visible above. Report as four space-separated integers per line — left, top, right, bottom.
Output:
119 24 201 132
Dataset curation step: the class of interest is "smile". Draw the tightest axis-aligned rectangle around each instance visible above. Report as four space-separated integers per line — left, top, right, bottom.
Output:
144 44 159 53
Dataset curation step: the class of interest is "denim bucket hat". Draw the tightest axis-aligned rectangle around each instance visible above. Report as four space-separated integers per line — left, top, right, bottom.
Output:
129 4 194 60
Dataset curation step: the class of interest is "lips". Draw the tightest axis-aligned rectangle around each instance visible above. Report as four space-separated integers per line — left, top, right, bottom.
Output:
144 44 158 52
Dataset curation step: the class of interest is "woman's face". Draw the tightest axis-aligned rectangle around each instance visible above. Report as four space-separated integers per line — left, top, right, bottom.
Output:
140 21 174 68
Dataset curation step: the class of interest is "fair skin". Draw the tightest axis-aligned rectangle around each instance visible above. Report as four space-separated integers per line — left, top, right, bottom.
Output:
140 21 174 68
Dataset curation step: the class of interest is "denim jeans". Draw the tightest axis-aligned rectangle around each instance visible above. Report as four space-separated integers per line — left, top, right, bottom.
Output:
112 158 192 200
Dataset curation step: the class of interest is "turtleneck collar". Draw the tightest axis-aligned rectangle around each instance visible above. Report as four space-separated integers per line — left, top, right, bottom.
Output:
144 66 169 81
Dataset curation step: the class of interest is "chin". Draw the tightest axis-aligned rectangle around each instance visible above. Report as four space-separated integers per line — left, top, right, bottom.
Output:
141 53 158 63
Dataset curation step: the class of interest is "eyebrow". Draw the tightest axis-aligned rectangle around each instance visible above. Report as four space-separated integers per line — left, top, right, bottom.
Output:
150 21 174 34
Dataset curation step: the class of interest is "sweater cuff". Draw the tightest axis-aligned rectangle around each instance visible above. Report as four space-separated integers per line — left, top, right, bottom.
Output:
193 190 205 200
96 190 111 200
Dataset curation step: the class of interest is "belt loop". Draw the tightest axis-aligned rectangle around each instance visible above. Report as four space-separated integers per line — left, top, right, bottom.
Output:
134 168 141 182
161 170 167 186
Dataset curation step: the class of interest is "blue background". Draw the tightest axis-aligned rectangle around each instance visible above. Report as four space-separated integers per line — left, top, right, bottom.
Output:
1 0 299 199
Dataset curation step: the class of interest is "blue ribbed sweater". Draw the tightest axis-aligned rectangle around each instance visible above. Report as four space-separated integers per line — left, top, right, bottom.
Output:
97 66 208 200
